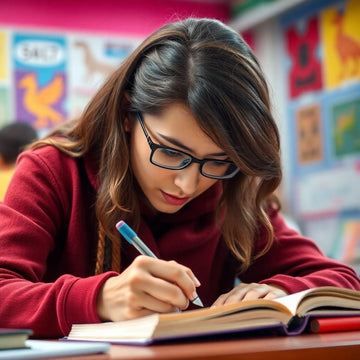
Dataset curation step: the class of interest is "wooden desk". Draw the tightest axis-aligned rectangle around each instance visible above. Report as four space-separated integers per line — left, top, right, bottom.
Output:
106 331 360 360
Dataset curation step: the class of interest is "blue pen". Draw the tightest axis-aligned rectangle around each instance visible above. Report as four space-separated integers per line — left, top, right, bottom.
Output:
116 220 204 307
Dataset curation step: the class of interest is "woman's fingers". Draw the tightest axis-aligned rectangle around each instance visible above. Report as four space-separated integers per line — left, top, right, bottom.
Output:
125 259 191 310
134 256 200 309
212 283 288 307
97 255 200 322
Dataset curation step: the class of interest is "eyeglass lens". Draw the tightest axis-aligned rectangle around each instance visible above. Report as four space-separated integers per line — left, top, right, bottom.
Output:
151 147 237 178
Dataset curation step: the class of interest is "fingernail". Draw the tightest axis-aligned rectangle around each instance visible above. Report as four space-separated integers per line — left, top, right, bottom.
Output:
192 275 201 287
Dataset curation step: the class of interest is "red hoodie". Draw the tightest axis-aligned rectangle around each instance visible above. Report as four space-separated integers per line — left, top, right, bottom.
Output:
0 145 359 338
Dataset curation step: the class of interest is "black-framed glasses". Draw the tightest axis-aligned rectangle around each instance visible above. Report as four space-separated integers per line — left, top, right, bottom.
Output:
136 112 240 180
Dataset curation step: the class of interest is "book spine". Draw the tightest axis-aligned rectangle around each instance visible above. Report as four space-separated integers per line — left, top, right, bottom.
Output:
284 315 310 335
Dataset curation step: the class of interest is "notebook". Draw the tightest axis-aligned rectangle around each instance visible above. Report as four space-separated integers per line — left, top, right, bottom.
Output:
0 339 110 359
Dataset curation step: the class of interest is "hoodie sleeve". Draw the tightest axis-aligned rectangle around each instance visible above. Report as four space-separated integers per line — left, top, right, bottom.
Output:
0 147 118 337
240 209 360 293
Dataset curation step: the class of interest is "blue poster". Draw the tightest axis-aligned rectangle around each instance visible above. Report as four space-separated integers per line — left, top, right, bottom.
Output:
13 33 67 131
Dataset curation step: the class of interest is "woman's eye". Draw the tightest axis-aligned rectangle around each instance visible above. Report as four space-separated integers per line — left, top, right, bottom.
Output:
210 160 228 168
161 148 182 158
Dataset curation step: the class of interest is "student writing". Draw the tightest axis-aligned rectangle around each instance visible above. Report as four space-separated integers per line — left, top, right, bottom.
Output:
0 18 359 338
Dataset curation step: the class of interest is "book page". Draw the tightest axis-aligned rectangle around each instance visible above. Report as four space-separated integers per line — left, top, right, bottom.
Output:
157 297 293 323
274 289 313 315
274 286 360 316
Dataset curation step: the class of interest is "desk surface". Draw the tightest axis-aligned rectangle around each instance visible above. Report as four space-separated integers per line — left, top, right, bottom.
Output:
105 330 360 360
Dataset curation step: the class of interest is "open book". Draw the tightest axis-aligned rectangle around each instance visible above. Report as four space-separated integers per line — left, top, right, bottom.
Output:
66 286 360 344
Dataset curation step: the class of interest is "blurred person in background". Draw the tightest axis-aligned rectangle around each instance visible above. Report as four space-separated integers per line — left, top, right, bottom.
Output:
0 122 38 200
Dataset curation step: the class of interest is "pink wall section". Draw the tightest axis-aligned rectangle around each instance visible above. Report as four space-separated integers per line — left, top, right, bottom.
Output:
0 0 230 37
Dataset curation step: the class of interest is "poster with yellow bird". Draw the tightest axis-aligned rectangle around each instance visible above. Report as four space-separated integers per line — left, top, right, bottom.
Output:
13 33 66 133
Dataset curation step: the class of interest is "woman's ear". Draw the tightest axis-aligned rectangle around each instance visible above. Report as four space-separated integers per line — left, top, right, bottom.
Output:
123 91 131 102
124 116 131 132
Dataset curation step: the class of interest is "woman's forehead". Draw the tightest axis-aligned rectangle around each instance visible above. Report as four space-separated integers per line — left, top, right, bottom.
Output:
142 104 226 157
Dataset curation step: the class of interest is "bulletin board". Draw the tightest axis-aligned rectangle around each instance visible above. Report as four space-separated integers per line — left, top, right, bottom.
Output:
0 27 140 135
281 0 360 269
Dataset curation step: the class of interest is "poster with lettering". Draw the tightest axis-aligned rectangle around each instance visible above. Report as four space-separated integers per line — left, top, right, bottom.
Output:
13 33 67 133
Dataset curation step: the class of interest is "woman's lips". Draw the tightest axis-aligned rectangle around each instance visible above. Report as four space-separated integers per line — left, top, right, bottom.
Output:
161 191 189 206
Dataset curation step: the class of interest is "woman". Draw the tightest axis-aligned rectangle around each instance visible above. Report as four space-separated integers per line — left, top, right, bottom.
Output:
0 18 359 338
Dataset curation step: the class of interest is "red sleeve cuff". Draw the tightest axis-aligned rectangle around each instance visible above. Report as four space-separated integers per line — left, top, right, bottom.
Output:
58 271 118 335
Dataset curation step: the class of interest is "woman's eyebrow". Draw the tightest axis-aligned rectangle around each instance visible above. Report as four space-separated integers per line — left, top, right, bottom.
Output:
158 133 227 157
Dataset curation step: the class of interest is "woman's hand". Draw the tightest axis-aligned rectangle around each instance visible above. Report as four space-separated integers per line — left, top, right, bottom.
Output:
212 283 288 307
96 255 200 322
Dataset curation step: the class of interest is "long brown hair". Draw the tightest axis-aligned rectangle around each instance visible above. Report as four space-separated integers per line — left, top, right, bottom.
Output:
32 18 282 273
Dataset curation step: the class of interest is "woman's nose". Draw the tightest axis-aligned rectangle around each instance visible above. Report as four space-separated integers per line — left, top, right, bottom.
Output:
173 163 200 195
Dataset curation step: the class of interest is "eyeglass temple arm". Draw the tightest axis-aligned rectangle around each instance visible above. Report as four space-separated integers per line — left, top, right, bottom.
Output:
136 112 153 146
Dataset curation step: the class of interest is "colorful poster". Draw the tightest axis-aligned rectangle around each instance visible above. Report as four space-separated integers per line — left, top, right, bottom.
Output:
331 97 360 158
68 36 139 118
13 33 67 132
332 218 360 265
321 0 360 89
296 103 324 165
302 213 360 274
285 15 323 99
0 32 7 80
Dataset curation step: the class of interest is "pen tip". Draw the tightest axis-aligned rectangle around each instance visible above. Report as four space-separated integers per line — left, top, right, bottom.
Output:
192 296 204 307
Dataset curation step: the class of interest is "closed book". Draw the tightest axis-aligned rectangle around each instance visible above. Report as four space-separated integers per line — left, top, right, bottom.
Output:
0 329 32 350
0 340 110 359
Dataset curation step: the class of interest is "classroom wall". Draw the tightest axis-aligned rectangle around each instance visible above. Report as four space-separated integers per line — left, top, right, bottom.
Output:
237 0 360 272
0 0 230 132
3 0 359 271
0 0 230 37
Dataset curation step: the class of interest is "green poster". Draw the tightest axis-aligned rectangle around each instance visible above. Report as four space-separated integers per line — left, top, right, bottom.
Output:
332 98 360 157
